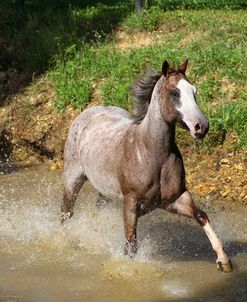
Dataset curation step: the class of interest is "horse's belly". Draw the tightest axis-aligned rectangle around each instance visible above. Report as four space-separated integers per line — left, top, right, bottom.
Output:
79 129 125 201
85 169 123 201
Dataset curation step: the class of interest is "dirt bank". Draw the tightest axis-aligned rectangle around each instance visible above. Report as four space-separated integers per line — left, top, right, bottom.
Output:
0 78 80 167
0 77 246 205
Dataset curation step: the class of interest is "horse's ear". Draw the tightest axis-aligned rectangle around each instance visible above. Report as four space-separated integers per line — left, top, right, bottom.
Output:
162 60 169 77
178 59 188 74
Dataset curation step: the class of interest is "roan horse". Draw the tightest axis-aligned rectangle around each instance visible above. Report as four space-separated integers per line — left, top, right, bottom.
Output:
61 60 232 272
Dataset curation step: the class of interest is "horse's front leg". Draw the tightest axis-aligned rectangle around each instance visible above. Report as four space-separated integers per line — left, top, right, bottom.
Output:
165 191 232 273
123 192 139 257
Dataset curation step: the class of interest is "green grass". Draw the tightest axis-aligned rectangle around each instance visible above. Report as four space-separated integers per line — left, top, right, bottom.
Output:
1 1 246 150
47 7 247 150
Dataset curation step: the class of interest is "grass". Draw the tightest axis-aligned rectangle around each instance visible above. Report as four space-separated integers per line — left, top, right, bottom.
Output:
1 1 247 150
48 8 247 150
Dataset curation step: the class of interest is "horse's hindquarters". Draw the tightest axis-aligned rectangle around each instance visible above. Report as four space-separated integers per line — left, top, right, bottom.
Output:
67 106 131 201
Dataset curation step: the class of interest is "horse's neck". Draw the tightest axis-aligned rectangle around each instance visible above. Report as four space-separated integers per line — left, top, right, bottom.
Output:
138 82 175 155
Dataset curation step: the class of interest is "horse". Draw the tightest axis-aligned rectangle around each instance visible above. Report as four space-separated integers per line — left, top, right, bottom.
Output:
61 59 232 273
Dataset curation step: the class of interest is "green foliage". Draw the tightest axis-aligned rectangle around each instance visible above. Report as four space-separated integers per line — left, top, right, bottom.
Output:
48 6 247 149
123 6 165 31
149 0 246 10
0 1 132 73
1 1 246 150
208 99 247 150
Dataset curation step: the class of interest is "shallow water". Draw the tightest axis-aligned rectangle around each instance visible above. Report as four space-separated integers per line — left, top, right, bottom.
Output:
0 167 246 302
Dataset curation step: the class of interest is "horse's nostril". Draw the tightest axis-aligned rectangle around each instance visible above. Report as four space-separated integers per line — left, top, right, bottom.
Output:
195 132 203 139
195 123 200 131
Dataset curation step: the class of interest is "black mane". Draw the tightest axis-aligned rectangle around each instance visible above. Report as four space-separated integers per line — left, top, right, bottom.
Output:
131 68 161 124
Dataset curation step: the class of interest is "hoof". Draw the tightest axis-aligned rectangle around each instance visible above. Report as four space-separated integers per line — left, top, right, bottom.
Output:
124 241 137 258
217 259 233 273
61 211 73 224
96 193 110 209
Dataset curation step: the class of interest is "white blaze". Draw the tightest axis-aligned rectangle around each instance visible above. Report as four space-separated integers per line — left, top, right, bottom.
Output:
176 79 202 134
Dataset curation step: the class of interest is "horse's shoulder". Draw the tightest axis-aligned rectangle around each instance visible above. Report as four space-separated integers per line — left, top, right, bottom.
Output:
160 151 186 202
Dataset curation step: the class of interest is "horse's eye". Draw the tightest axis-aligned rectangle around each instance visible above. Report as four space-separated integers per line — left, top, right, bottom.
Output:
170 90 180 98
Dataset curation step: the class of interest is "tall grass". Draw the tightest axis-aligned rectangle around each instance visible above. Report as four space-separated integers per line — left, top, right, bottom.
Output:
1 1 246 150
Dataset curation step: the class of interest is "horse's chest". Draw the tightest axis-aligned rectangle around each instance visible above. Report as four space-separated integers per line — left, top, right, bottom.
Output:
160 154 186 203
128 154 185 205
120 160 161 201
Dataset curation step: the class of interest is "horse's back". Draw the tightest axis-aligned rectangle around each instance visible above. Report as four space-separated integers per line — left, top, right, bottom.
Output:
71 105 131 143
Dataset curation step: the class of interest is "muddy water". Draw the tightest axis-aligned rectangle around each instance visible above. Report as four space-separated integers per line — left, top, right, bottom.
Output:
0 167 246 302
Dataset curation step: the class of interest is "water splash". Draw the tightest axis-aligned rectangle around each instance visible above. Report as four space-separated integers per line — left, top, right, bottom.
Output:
0 167 247 302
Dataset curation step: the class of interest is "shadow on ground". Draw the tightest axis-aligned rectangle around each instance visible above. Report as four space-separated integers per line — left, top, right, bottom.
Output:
142 216 247 301
139 216 247 261
156 270 247 302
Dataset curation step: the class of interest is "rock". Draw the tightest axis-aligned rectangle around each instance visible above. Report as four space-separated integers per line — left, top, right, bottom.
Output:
220 158 230 165
234 164 244 171
221 189 230 198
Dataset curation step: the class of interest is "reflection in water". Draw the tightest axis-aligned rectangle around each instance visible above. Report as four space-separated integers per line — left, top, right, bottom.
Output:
0 168 247 302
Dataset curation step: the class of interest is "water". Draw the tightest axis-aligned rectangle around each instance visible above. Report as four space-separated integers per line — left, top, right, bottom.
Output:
0 167 246 302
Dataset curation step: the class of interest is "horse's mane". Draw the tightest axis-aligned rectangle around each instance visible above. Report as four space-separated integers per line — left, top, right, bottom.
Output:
131 68 162 124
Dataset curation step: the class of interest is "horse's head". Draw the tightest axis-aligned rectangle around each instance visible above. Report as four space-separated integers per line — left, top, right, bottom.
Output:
159 60 209 139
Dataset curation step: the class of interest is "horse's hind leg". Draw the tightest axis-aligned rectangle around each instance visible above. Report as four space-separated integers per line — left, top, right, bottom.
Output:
61 165 87 224
164 191 232 273
123 192 139 257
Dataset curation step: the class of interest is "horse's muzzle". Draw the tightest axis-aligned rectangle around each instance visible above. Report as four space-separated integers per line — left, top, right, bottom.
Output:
194 119 209 139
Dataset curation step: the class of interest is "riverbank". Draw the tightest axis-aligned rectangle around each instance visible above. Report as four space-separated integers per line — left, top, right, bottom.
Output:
0 70 246 205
